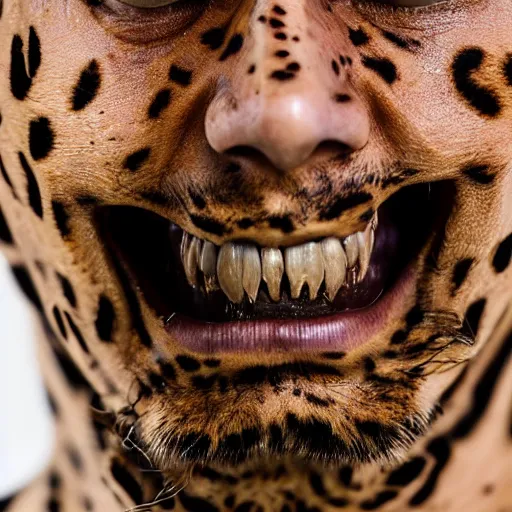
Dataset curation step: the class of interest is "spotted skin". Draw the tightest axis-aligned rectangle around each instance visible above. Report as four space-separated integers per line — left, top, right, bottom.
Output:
0 0 512 511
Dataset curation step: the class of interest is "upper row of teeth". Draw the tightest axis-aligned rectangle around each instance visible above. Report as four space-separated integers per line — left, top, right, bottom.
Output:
180 213 378 304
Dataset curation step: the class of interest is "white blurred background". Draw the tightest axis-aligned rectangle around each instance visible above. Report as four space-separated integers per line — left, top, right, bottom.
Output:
0 254 54 498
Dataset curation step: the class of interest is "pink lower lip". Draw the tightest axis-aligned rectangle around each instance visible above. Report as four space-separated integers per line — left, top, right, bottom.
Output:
164 266 416 354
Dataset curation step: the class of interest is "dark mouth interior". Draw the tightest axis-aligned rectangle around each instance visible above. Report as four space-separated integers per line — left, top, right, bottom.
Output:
96 181 455 324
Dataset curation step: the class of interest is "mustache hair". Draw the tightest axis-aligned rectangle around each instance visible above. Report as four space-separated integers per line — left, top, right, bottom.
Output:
91 380 194 511
399 308 476 378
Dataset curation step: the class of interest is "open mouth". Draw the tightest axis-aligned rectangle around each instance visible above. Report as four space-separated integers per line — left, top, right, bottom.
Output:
98 182 454 353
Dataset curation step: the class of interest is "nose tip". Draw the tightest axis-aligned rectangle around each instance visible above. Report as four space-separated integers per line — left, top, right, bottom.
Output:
251 96 322 170
206 89 370 171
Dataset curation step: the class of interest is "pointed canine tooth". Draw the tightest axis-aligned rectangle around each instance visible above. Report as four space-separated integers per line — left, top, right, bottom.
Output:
285 245 306 299
217 243 244 303
261 248 284 302
372 210 379 230
356 228 373 282
321 238 347 301
181 232 191 265
199 241 216 275
285 242 324 300
199 241 218 293
182 234 201 287
305 243 324 300
343 234 359 268
243 245 261 303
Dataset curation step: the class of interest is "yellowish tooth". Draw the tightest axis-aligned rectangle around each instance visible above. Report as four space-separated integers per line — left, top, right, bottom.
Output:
180 232 191 266
372 210 379 230
285 245 306 299
343 233 359 268
357 223 374 282
261 248 284 302
305 243 324 300
217 243 244 303
181 233 202 287
369 227 375 257
242 245 261 303
285 242 324 299
199 241 218 293
321 237 347 301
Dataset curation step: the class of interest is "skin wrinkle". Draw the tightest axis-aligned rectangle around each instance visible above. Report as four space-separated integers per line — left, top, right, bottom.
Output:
0 0 512 510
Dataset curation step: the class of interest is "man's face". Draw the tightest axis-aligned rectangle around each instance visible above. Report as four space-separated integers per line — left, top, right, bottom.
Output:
1 0 512 469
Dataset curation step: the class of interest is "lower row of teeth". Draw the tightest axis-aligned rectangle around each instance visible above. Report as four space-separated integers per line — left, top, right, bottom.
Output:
180 213 378 304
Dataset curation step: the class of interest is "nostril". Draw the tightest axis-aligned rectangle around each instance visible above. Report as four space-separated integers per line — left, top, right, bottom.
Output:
225 146 261 159
225 145 277 169
225 140 352 171
314 140 352 160
334 94 352 103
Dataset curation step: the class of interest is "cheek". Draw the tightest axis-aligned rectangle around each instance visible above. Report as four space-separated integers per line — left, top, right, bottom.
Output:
388 40 512 159
381 55 465 153
38 60 159 197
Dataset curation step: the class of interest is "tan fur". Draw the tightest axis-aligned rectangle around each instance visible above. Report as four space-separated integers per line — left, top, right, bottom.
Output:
0 0 512 510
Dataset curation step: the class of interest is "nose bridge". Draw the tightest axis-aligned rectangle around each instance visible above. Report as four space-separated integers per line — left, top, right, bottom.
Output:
251 1 334 84
250 0 311 81
247 0 357 108
205 0 370 171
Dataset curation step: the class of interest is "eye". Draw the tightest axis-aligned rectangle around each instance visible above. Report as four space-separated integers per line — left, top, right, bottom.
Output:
117 0 180 7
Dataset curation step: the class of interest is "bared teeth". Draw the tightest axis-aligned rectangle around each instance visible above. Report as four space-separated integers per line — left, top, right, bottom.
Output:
261 248 284 302
321 237 347 301
199 241 218 293
284 244 307 299
306 243 325 300
181 233 201 287
217 243 245 303
357 221 374 282
343 233 359 268
285 242 324 300
242 245 262 303
180 212 378 303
